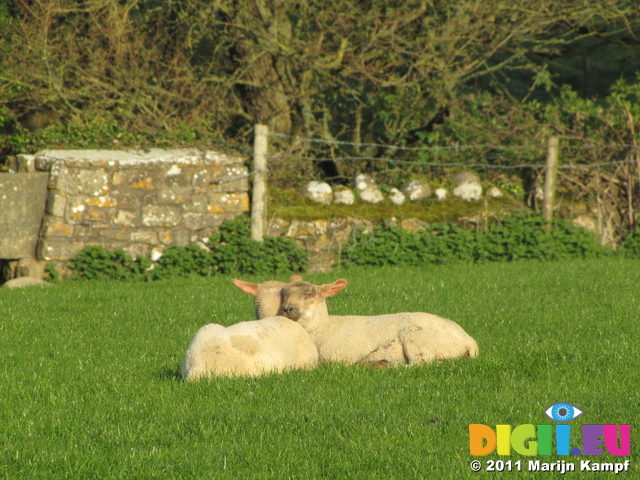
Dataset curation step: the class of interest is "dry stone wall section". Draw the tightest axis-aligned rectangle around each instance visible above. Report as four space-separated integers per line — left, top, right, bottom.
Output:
20 149 249 265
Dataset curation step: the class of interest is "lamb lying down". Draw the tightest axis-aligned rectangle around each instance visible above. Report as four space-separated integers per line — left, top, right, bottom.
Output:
181 316 318 379
273 278 478 365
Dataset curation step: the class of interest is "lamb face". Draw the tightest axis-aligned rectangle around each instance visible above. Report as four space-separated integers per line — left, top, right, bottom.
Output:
279 279 347 324
278 281 320 321
231 275 303 318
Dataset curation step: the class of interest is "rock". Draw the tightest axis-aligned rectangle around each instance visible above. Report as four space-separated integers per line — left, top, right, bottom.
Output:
453 182 482 201
434 188 448 200
1 277 49 289
333 187 355 205
486 186 504 199
401 179 431 201
451 171 482 201
388 188 405 205
355 174 384 203
302 181 333 204
401 218 429 232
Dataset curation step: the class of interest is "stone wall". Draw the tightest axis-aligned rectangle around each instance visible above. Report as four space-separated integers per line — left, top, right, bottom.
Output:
3 149 249 277
267 216 430 273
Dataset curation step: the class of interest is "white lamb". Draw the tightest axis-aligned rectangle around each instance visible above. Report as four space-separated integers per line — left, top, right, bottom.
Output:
234 277 478 365
180 314 318 379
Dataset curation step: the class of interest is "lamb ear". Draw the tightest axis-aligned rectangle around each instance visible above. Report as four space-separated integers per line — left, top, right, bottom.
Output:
320 279 347 298
288 274 303 282
231 279 259 296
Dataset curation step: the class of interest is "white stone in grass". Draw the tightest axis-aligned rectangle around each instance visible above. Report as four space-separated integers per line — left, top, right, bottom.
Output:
401 179 431 201
151 247 164 262
453 181 482 201
333 188 355 205
435 188 448 200
303 181 333 204
388 188 405 205
355 174 384 204
486 186 504 199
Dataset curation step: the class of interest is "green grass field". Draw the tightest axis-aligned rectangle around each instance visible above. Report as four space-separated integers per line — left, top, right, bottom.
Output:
1 258 638 479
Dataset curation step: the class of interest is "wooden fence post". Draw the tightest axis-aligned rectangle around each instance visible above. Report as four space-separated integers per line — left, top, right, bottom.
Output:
542 136 559 224
251 124 268 242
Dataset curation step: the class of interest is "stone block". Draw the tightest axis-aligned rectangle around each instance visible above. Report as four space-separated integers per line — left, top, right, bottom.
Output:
142 205 181 227
124 243 151 259
163 167 191 187
158 230 174 245
85 196 117 208
46 191 67 217
184 213 218 230
0 173 49 258
67 197 114 224
41 217 74 237
115 210 138 227
208 193 249 214
401 218 429 232
130 176 157 190
131 231 158 244
38 238 86 261
93 226 130 241
16 155 37 173
159 183 191 204
47 161 65 190
77 168 110 196
192 169 212 191
115 193 140 210
55 166 110 196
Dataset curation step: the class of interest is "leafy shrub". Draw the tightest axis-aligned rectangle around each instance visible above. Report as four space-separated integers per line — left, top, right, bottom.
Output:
619 229 640 259
68 246 151 281
343 211 608 268
148 244 216 279
67 216 307 281
209 216 307 275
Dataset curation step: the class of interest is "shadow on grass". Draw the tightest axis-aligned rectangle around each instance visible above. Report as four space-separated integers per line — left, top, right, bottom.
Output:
159 366 182 381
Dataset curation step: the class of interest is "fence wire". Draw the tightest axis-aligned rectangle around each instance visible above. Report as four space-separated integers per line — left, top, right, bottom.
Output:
267 131 639 171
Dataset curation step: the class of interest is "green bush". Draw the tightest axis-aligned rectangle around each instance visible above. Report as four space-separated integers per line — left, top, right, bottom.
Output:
68 216 307 281
209 216 307 275
343 212 608 268
148 244 217 279
67 213 615 280
620 229 640 259
68 246 151 281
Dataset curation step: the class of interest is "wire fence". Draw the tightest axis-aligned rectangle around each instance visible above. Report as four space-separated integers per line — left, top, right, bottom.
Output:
249 125 640 243
267 131 639 171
